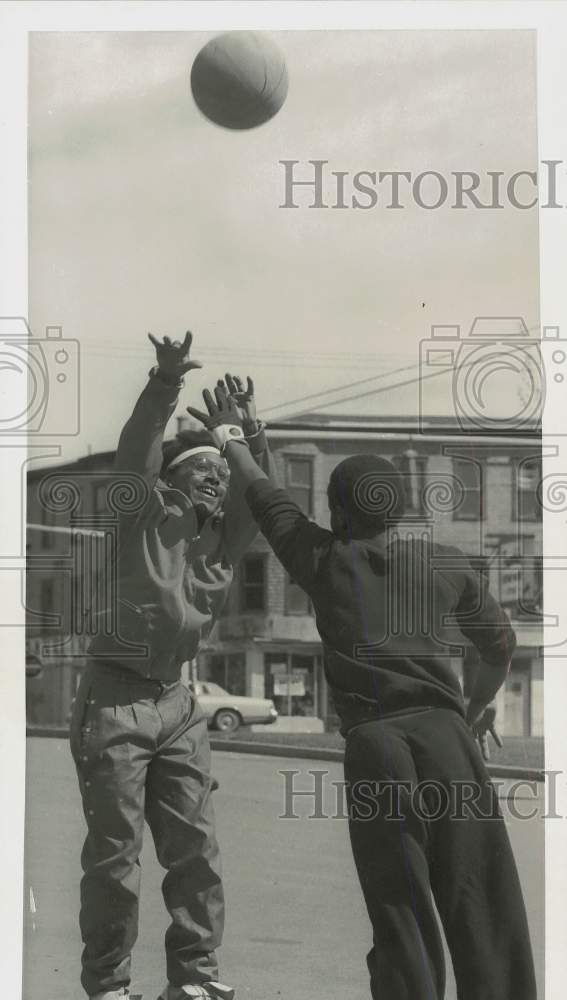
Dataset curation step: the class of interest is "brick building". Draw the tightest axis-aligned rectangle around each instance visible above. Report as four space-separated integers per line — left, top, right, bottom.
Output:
26 413 543 736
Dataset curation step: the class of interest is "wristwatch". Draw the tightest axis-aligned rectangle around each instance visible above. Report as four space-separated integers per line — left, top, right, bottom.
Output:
150 366 184 388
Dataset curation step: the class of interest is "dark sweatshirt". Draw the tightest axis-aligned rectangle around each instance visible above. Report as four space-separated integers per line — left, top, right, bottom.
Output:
88 371 275 680
246 480 516 734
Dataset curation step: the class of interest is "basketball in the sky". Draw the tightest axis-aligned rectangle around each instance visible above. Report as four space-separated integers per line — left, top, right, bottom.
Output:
190 31 288 130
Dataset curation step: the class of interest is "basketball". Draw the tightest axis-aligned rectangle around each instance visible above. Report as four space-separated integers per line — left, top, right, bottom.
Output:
190 31 288 130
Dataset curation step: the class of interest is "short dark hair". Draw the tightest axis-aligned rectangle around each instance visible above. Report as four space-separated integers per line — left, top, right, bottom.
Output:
160 429 216 480
328 454 406 535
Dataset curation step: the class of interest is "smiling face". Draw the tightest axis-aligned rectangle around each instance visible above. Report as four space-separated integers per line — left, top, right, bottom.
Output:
167 453 230 519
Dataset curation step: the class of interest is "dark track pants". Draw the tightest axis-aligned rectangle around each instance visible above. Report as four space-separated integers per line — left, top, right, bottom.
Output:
343 709 537 1000
70 662 224 997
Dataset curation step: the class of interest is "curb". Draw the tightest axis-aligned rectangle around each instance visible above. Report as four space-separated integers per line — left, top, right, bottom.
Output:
210 736 346 764
26 727 544 782
209 737 545 782
28 725 69 739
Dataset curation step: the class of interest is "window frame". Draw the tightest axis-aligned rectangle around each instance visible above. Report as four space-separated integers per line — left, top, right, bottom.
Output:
512 458 541 524
392 451 430 516
452 457 485 522
239 553 267 613
284 455 315 516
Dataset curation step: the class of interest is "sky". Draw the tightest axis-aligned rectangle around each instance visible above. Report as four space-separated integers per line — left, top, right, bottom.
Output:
27 28 540 463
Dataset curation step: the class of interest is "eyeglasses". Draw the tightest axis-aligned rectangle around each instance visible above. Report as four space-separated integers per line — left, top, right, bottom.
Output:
186 457 231 483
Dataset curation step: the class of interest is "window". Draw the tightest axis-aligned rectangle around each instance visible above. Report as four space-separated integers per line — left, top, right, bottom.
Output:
264 652 317 717
453 458 484 521
513 459 541 522
285 575 311 615
208 653 246 695
394 451 428 515
240 555 266 612
285 456 314 515
466 555 491 581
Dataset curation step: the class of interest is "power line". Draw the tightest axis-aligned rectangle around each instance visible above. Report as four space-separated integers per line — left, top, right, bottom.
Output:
264 333 544 418
268 370 437 419
284 358 531 418
84 353 390 371
83 323 545 419
78 321 543 361
287 367 448 417
263 360 422 415
83 342 412 363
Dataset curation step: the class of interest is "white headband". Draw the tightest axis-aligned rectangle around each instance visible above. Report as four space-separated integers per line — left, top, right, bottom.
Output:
167 445 222 471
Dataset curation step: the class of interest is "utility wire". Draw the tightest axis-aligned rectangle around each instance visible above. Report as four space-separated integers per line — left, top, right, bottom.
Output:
271 351 540 420
286 367 456 417
263 360 422 415
83 341 410 362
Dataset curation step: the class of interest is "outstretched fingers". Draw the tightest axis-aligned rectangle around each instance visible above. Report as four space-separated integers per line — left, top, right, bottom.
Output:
214 384 230 408
224 373 239 395
202 388 217 415
224 373 254 398
186 405 210 426
147 330 193 351
489 724 503 749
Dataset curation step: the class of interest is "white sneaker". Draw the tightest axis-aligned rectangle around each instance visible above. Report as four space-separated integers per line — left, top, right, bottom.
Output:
158 984 235 1000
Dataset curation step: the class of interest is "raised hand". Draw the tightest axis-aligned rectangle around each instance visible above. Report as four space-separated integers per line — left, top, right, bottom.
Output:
467 703 503 761
217 374 257 432
148 330 203 378
187 383 244 431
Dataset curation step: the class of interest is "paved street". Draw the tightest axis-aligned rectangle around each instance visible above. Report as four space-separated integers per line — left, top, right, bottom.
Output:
23 738 544 1000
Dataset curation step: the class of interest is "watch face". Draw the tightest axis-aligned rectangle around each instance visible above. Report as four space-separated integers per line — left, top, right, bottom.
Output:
229 426 242 436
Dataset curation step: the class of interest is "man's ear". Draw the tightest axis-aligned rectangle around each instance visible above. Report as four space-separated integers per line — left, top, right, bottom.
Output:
330 502 347 531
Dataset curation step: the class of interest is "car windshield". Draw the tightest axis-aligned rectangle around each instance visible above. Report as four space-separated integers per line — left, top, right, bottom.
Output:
193 682 229 696
203 683 229 696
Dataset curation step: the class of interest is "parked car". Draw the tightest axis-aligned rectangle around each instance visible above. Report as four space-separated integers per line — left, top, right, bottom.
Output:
189 681 278 734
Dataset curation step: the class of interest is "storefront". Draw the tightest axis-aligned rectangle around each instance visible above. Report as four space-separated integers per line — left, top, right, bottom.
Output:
198 641 328 730
462 626 543 737
198 621 543 736
263 649 324 719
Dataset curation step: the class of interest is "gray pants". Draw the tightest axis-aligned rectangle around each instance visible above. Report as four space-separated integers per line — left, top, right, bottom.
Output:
70 662 224 997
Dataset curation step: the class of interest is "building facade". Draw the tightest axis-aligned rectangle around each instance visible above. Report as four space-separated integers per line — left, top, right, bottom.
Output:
26 414 543 736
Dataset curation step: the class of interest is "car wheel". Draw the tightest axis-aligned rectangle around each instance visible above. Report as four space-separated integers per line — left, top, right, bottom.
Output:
214 709 241 734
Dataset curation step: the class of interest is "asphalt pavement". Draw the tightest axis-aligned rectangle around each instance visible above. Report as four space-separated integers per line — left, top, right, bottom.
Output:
23 738 544 1000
